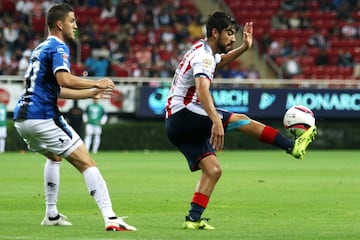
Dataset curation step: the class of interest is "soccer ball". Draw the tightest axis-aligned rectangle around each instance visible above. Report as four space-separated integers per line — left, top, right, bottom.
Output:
283 105 315 137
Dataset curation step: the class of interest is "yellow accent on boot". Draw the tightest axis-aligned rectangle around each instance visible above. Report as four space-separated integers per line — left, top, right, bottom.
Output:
183 217 215 230
291 126 317 159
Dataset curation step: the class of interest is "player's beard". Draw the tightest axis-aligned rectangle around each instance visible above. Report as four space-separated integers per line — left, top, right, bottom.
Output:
63 29 75 43
216 40 231 53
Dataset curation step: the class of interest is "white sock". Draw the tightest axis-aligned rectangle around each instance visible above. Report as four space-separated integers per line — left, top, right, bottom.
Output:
44 159 61 217
82 166 116 218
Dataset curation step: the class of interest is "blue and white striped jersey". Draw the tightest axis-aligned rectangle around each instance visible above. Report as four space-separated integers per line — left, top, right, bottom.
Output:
14 36 70 120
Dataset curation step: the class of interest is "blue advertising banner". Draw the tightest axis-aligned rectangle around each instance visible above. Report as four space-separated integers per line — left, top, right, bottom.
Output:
137 87 360 119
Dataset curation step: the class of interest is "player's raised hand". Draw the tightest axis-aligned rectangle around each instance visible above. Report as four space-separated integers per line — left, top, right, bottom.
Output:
242 22 253 49
96 78 115 89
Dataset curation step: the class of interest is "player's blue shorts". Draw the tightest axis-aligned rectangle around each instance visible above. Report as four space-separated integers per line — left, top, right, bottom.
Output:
165 108 232 171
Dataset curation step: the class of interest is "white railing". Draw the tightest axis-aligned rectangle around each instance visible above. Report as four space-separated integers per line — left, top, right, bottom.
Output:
1 75 359 89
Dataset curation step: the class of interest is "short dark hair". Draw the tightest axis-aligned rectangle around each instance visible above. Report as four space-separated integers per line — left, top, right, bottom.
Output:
46 3 74 29
206 11 239 38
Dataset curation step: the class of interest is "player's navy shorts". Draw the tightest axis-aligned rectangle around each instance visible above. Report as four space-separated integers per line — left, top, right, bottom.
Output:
165 108 232 171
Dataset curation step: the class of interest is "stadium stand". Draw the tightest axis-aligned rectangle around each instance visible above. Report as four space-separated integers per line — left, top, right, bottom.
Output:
224 0 360 80
1 0 359 81
1 0 263 80
1 0 213 79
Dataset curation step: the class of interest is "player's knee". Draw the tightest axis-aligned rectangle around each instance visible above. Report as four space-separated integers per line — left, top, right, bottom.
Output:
210 166 222 181
228 114 251 131
44 152 62 162
233 113 250 121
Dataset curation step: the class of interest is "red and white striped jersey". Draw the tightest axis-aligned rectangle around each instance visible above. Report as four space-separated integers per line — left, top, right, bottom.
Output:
165 39 221 118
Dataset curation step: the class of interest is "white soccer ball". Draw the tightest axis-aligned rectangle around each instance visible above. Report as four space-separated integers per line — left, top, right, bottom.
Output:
283 105 315 137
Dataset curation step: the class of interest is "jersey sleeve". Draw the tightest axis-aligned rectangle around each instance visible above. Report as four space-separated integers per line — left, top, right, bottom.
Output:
214 53 221 64
191 51 216 80
52 43 71 74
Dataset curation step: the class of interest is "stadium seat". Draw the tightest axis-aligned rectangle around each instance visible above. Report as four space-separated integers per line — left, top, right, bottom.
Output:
290 38 302 48
71 63 86 76
291 74 305 80
253 27 265 39
275 56 288 66
225 0 360 82
180 0 197 10
256 0 268 10
111 64 130 77
76 15 89 26
311 66 327 77
301 65 312 78
242 1 254 9
94 17 119 28
342 39 358 48
1 0 15 13
31 16 46 33
338 67 353 77
234 9 250 23
305 1 319 10
327 66 339 76
80 44 92 62
352 11 360 20
298 56 315 66
75 7 101 18
306 10 336 21
312 19 335 31
301 29 315 38
226 1 241 10
267 1 280 10
308 48 321 58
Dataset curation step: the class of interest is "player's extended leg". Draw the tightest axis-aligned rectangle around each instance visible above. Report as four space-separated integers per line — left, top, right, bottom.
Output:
228 113 316 159
183 155 219 230
65 144 136 231
40 158 72 226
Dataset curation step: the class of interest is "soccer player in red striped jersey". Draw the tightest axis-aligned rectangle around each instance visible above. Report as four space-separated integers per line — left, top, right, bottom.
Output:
165 11 317 230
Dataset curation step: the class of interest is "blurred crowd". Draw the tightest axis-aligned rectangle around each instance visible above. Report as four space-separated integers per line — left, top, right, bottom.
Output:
0 0 259 80
260 0 360 79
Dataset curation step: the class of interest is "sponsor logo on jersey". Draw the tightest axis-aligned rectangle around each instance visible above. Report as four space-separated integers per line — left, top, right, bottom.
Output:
203 58 212 69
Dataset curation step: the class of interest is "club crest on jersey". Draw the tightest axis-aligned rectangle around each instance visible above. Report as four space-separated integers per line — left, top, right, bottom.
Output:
57 47 65 53
203 58 212 69
62 53 69 62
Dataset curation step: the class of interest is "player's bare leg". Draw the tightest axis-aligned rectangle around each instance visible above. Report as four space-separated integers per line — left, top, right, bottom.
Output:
183 155 220 230
228 113 304 157
229 113 316 159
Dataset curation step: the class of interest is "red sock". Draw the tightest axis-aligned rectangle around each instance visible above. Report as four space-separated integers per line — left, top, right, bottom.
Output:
191 192 209 208
260 126 278 144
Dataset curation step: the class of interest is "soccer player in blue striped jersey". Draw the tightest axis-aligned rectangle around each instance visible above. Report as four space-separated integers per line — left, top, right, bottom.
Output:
13 3 136 231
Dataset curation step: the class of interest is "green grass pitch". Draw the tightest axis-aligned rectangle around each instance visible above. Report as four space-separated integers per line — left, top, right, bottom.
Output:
0 150 360 240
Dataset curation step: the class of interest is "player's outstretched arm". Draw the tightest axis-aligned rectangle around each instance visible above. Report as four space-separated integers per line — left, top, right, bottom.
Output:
56 71 115 90
60 87 113 99
217 22 253 69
